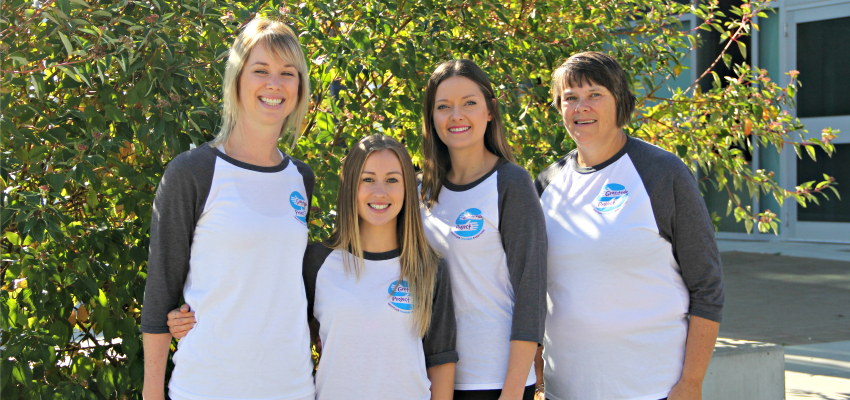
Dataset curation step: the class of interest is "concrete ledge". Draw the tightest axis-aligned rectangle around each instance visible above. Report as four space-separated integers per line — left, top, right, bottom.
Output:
703 338 785 400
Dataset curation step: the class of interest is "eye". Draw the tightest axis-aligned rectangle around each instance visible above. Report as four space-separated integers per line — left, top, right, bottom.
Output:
387 177 399 183
436 104 449 110
590 93 601 97
362 177 374 183
255 69 268 75
282 71 296 77
465 100 477 106
564 96 577 101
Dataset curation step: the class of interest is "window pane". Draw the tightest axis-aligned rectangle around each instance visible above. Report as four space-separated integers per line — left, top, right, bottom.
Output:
797 17 850 118
797 144 850 222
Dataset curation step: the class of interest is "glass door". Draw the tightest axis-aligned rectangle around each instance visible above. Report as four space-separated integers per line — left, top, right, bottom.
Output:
785 2 850 242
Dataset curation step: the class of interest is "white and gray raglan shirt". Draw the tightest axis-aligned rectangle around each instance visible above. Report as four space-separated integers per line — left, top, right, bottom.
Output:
140 143 316 400
420 159 548 390
535 137 724 400
302 244 458 400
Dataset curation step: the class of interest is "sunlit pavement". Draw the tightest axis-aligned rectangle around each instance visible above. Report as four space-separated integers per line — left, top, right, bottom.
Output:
717 239 850 399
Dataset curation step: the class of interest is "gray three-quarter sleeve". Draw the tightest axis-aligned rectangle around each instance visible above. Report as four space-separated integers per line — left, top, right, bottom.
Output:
291 157 315 222
141 144 216 334
302 243 334 320
497 163 548 343
533 152 572 197
627 138 725 322
423 257 459 368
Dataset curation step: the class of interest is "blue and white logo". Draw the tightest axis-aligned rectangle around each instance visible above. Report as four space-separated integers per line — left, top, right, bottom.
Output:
593 183 629 213
388 280 412 313
451 208 485 240
289 191 308 225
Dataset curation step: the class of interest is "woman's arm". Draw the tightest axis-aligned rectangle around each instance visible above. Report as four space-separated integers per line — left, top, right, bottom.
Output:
668 316 720 400
496 164 549 398
427 363 455 400
500 340 539 400
142 333 173 400
534 345 545 399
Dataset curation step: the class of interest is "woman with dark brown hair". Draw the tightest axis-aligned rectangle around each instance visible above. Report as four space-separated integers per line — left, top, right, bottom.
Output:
419 59 548 400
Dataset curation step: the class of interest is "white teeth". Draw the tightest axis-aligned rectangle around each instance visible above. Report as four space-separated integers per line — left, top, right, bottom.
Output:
448 127 470 132
260 97 282 106
370 204 389 210
575 120 596 125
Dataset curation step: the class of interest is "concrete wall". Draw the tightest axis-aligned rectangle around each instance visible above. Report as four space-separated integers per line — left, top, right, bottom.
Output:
703 338 786 400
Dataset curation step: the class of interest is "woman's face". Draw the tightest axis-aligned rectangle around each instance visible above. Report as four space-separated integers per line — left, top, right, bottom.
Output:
237 43 300 130
357 150 405 231
432 76 492 153
559 81 620 148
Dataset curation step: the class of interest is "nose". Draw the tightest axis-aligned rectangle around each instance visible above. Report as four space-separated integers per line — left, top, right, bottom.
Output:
450 106 464 121
574 97 590 113
372 182 388 197
266 74 283 90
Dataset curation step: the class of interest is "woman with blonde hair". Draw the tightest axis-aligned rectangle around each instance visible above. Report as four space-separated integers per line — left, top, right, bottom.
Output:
167 135 459 399
141 17 315 400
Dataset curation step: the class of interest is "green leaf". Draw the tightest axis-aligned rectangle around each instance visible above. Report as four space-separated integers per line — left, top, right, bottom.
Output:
805 145 817 161
97 364 116 397
737 41 747 59
104 104 127 122
58 32 75 57
50 320 71 344
46 173 67 193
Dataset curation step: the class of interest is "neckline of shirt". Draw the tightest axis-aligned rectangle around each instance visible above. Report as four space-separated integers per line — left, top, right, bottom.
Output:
361 248 401 261
569 136 635 174
442 158 510 192
210 143 290 173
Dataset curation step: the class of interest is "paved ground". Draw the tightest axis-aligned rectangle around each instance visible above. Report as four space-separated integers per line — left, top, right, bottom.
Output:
718 251 850 345
716 240 850 399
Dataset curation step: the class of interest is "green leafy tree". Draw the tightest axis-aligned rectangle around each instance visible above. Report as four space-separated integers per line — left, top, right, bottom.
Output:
0 0 837 397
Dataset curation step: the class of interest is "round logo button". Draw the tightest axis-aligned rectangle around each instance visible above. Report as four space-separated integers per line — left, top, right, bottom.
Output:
451 208 485 240
289 191 308 225
593 183 629 213
388 280 412 313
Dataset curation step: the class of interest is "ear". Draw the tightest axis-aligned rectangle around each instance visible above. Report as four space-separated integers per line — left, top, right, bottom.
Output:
488 98 496 121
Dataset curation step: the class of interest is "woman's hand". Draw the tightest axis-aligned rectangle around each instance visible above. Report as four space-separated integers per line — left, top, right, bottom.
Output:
166 304 195 339
667 379 702 400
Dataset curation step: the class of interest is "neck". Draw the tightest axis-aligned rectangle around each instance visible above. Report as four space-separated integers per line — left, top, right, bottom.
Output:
575 129 627 167
446 143 500 185
359 219 399 253
224 118 284 166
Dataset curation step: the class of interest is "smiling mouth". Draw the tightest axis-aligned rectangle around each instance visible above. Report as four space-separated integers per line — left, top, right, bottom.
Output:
448 127 470 133
260 97 283 106
575 120 596 125
369 203 389 210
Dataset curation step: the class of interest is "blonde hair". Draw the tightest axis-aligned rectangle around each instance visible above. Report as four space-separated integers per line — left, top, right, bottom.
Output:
420 59 516 209
328 134 442 337
213 17 310 149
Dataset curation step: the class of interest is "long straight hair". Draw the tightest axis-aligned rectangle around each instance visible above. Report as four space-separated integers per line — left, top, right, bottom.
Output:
212 17 310 149
420 59 516 209
327 134 442 337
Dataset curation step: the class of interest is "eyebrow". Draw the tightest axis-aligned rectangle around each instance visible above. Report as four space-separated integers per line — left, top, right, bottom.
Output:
563 86 602 94
249 61 296 68
361 170 403 175
436 94 480 102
